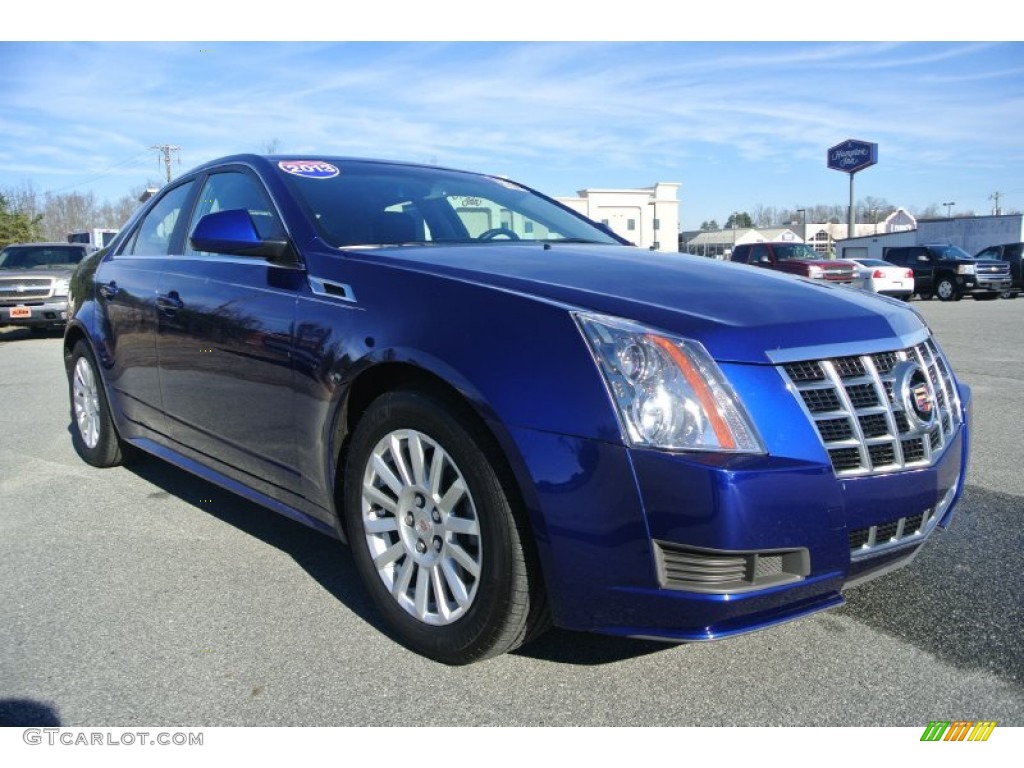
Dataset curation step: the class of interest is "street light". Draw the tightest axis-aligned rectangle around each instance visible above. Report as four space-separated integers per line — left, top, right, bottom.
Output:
795 208 807 247
943 201 956 218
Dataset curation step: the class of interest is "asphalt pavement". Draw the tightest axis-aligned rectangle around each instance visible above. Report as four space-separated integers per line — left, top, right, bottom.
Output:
1 297 1021 727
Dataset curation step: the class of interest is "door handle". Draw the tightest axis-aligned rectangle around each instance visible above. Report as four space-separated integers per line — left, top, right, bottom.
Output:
156 291 184 314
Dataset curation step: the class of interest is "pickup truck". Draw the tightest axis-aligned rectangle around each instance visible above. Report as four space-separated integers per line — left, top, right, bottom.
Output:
730 242 856 283
883 244 1011 301
973 242 1022 298
0 242 93 331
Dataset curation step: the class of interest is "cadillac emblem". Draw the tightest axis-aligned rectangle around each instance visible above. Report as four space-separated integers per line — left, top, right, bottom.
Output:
893 361 936 433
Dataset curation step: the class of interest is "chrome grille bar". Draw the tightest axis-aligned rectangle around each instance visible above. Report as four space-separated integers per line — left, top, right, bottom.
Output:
780 338 963 477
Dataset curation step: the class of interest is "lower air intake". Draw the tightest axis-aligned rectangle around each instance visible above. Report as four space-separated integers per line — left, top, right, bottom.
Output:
653 541 810 594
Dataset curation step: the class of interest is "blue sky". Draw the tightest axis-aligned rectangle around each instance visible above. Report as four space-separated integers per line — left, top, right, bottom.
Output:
2 39 1022 230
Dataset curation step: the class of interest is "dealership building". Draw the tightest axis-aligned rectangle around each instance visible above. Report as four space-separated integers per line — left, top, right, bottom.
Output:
557 183 681 252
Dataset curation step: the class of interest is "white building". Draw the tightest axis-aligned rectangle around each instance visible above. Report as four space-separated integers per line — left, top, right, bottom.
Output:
557 183 681 252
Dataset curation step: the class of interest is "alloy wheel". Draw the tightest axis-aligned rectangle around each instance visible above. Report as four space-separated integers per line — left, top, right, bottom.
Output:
360 429 482 626
73 356 101 450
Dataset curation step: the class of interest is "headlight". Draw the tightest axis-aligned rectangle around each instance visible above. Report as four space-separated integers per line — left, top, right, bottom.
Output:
52 278 71 297
957 264 975 275
575 312 764 453
806 265 824 279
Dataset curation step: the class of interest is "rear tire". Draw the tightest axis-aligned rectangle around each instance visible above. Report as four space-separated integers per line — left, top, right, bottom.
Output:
343 389 546 664
68 340 132 467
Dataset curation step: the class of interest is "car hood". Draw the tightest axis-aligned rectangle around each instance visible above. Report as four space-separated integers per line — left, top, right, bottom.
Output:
353 243 925 365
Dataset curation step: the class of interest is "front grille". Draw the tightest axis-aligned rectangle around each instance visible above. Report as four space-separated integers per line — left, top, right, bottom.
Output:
849 509 935 558
975 264 1010 276
653 541 809 594
0 277 54 304
847 484 957 561
779 338 963 477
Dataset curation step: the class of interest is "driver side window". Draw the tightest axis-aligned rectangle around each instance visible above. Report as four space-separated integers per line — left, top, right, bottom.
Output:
122 181 195 256
185 171 282 257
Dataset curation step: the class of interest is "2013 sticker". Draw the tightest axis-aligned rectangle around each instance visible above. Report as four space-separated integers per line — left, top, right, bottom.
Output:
278 160 340 179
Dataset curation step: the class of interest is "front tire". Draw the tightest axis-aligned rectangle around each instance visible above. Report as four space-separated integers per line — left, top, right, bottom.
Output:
343 390 544 664
68 340 131 467
936 277 960 301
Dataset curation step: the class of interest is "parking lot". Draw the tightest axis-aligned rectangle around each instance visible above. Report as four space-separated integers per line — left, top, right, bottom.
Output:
1 297 1022 727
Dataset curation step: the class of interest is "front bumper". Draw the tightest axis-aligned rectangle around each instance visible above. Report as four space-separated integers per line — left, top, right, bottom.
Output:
507 384 970 642
964 275 1012 293
0 299 70 327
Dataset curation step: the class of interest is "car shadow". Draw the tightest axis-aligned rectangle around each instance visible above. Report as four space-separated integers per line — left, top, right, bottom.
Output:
837 485 1024 685
123 455 382 632
513 629 670 665
0 698 62 726
119 452 675 666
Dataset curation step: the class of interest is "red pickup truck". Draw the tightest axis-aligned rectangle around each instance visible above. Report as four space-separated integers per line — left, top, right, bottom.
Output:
730 242 856 283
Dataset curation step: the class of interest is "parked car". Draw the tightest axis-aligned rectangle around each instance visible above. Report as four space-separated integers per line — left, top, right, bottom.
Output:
730 242 857 283
848 258 915 301
0 242 93 331
64 155 971 664
883 244 1010 301
973 242 1022 298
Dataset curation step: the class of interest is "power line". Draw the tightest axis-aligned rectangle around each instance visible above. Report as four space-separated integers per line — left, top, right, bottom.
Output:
44 150 154 194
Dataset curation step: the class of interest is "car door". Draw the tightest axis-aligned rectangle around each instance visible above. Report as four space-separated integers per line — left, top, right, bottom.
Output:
155 168 304 500
903 248 934 294
1006 245 1023 287
94 179 196 437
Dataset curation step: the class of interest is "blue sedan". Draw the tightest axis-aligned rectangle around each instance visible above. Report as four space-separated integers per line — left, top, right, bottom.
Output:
64 155 970 664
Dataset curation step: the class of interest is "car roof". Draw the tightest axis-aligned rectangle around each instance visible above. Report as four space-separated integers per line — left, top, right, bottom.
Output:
3 242 92 249
187 153 475 177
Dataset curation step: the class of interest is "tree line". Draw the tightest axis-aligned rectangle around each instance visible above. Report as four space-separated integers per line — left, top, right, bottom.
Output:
697 197 1015 232
0 183 156 249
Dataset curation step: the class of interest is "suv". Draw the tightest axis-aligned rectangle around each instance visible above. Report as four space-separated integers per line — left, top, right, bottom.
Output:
0 242 92 331
884 244 1011 301
973 242 1022 298
730 242 856 283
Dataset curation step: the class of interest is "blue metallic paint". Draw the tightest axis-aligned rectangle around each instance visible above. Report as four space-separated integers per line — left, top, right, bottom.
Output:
64 154 972 647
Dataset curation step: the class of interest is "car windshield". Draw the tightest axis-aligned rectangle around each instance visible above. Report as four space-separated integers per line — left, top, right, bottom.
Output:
773 244 821 261
0 246 85 269
275 159 622 248
931 245 973 261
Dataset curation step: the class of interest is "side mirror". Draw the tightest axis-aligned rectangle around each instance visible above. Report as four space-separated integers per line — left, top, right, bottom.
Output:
190 209 297 265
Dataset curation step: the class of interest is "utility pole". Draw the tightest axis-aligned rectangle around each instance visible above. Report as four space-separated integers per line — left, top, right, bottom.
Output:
989 191 1003 216
151 144 182 183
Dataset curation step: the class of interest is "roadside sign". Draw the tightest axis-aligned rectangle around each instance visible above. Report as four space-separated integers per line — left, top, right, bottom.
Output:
828 139 878 174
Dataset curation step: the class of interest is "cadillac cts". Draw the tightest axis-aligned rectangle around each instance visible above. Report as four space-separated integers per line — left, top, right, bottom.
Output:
64 155 971 664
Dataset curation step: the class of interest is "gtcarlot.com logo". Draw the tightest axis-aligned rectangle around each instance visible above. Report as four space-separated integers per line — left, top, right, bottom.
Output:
920 721 997 742
23 729 203 746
